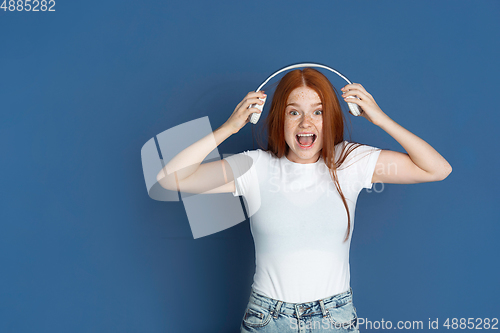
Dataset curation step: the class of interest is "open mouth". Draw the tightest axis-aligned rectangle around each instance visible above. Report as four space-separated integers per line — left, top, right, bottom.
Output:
295 134 317 149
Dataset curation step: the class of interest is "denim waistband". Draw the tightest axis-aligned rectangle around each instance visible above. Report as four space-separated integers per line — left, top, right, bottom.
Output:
248 288 353 318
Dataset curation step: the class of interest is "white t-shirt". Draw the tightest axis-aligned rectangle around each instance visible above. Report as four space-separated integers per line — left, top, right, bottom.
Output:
223 140 382 303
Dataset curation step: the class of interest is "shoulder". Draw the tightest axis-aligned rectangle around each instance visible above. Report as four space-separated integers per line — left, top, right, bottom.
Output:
337 140 382 167
234 148 275 161
226 149 263 161
341 140 380 154
222 149 268 173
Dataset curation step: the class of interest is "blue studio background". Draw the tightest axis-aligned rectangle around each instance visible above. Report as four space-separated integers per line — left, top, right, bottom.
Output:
1 1 499 332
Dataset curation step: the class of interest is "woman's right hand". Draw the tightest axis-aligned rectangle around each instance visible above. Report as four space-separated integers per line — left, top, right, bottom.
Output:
224 90 266 134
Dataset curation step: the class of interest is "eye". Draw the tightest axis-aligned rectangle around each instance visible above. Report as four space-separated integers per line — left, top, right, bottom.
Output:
289 110 299 115
315 110 323 115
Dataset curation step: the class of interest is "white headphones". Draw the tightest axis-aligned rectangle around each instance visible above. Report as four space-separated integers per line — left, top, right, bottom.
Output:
249 62 362 124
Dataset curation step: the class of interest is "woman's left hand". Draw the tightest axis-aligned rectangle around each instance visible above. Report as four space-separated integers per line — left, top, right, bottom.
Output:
341 83 389 126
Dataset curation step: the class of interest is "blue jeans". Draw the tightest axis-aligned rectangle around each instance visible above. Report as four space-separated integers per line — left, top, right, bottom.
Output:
240 287 360 332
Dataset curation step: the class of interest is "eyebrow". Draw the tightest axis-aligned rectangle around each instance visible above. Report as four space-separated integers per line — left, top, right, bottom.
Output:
286 102 322 107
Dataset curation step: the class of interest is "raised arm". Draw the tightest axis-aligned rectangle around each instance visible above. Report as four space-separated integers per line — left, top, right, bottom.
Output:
341 84 452 184
156 90 266 193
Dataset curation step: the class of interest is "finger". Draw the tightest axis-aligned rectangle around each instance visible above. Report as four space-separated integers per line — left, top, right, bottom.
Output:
344 96 368 109
342 89 371 101
243 97 266 108
344 96 370 106
342 84 372 97
342 84 356 91
342 83 365 92
349 83 364 90
353 85 372 98
247 107 263 114
241 94 266 108
247 90 266 98
344 96 369 107
341 86 365 95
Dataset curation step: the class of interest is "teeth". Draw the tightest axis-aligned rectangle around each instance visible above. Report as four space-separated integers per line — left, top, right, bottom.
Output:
296 133 316 147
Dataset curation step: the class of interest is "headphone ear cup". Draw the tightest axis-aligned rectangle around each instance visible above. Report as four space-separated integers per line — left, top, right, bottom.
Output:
345 94 362 116
249 112 261 124
347 102 362 116
249 97 267 124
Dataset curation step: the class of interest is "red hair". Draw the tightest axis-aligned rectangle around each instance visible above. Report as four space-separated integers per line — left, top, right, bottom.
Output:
255 68 373 242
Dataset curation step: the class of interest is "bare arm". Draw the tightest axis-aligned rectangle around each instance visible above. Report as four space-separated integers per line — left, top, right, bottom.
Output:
156 124 233 192
156 90 266 193
341 83 452 184
373 119 452 183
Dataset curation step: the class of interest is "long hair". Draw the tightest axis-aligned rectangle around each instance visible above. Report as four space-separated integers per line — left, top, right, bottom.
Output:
255 68 373 242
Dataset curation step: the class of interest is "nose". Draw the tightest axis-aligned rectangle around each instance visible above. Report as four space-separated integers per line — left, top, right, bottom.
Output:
299 114 314 127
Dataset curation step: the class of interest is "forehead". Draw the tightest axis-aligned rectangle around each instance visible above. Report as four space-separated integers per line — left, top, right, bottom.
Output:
286 86 321 104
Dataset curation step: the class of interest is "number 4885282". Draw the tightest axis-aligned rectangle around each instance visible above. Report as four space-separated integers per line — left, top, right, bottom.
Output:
1 0 56 11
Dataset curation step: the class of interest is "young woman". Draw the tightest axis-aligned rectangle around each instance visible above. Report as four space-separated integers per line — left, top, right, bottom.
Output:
157 68 452 332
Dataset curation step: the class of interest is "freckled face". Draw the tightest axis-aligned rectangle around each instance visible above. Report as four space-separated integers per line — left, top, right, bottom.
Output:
284 86 323 164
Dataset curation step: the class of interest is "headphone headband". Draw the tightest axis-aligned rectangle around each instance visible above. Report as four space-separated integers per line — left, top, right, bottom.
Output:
255 62 353 92
248 62 362 124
